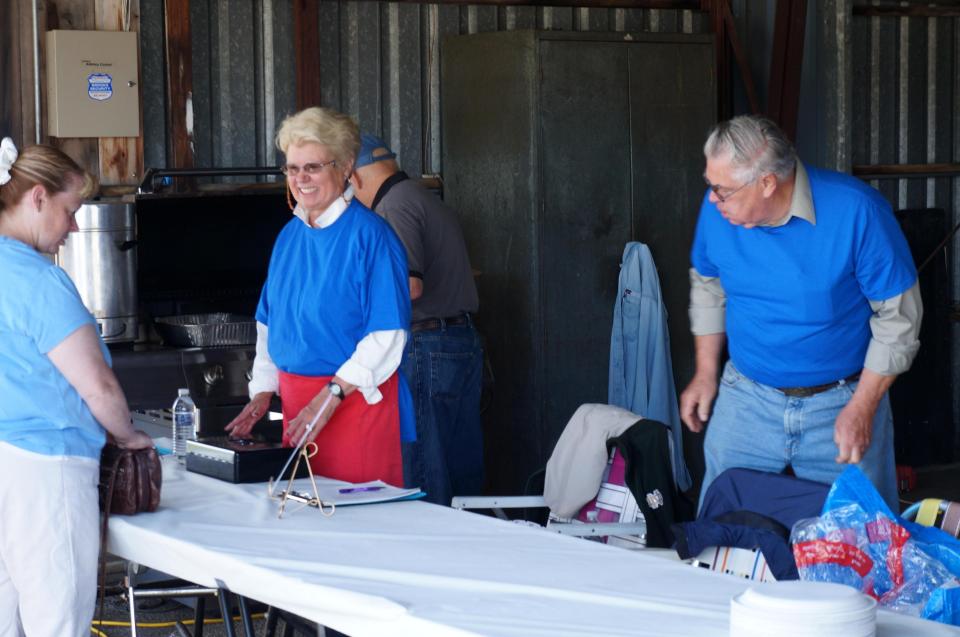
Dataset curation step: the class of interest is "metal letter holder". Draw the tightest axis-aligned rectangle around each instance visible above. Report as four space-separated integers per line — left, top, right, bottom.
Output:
267 394 336 518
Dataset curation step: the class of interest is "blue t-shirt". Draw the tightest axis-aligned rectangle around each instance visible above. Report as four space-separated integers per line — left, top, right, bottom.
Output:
691 165 917 388
257 200 416 441
0 237 109 459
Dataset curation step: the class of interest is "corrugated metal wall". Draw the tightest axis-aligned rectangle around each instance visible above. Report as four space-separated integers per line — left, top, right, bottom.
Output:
851 11 958 213
849 9 960 453
139 2 709 177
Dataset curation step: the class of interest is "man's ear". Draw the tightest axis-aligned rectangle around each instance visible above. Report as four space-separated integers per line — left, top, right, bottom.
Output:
760 173 778 198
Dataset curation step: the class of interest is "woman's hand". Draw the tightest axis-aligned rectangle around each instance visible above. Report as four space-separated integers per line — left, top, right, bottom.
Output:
286 387 341 445
115 429 154 450
225 391 274 438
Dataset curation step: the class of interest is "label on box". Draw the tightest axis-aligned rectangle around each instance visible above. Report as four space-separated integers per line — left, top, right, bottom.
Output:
87 73 113 101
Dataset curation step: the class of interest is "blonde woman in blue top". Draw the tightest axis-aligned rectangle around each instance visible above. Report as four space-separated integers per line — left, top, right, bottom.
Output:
0 139 152 637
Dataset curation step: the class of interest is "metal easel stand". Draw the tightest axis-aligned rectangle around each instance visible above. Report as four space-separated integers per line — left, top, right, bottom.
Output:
124 562 255 637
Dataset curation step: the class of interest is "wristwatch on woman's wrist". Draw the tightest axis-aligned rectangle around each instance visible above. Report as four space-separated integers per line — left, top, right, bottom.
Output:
327 381 345 400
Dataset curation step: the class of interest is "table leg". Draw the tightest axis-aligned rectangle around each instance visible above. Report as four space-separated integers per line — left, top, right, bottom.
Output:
237 596 255 636
195 595 206 637
127 584 138 637
264 607 279 637
216 588 237 637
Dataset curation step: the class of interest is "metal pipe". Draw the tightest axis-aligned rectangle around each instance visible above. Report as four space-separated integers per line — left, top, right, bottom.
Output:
32 0 41 143
129 586 220 598
138 166 283 193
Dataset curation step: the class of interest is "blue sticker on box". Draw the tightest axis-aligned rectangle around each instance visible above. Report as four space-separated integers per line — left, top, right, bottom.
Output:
87 73 113 101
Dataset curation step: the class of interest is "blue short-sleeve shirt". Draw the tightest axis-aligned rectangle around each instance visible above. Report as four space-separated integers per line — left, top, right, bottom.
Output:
256 199 411 375
690 165 917 388
0 237 108 458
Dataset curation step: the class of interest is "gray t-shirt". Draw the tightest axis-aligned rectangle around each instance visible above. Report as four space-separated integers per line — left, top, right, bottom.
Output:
373 176 479 323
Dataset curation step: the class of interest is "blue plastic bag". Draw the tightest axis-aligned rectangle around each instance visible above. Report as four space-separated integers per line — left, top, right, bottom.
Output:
790 466 960 626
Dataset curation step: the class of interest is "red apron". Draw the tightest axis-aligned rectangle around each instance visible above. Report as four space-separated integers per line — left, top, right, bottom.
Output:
278 370 403 487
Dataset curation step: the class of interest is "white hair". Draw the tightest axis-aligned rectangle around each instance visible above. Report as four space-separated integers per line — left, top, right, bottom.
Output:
703 115 797 183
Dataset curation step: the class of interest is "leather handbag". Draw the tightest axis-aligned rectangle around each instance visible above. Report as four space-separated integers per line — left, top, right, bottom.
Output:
96 442 162 627
99 443 162 516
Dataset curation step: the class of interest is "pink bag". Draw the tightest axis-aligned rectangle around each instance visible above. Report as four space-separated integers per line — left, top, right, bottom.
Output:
575 448 646 548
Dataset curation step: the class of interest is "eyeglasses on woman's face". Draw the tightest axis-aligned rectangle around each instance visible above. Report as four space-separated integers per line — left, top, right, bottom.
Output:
281 159 338 177
704 176 755 203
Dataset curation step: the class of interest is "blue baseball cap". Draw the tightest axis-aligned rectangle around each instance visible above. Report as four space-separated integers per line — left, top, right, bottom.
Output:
356 133 397 168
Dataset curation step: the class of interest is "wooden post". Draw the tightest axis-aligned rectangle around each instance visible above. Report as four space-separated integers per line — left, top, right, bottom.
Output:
709 0 731 121
43 0 101 176
294 0 322 110
767 0 807 142
164 0 193 168
95 0 144 186
1 1 24 145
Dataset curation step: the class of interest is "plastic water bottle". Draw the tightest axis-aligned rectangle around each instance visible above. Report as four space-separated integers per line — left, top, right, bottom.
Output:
172 388 197 464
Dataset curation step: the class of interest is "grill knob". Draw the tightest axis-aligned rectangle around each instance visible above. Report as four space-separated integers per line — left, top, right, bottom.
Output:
203 364 224 386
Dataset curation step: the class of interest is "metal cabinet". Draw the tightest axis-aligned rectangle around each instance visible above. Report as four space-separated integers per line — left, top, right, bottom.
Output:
442 30 715 493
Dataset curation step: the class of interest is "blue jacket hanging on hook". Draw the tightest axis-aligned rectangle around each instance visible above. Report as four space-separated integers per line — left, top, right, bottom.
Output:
608 241 691 492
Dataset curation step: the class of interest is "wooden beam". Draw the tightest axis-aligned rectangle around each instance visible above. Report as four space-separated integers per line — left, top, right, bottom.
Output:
719 0 760 115
96 0 143 187
710 0 731 120
853 6 960 17
294 0 322 110
348 0 701 5
852 163 960 180
164 0 193 168
767 0 807 141
1 1 23 146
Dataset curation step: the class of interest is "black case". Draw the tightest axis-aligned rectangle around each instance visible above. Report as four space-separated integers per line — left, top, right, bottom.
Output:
185 437 306 484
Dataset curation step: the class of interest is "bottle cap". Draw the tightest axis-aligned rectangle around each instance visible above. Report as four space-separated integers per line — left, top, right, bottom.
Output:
178 388 190 396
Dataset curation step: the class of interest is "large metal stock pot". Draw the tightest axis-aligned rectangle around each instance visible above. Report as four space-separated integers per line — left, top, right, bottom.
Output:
57 200 138 342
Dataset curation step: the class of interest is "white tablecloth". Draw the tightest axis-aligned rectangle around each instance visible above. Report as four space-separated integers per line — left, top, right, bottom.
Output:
107 457 960 636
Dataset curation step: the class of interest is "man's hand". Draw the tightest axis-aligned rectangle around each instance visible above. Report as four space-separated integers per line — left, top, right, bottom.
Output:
834 398 876 464
833 368 895 464
224 391 274 438
680 374 718 433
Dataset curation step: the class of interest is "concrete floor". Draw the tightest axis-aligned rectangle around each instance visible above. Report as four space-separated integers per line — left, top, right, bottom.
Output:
94 591 271 637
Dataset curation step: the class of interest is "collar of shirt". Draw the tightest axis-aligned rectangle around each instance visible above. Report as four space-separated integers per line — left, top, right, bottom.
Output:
292 185 355 228
766 161 815 227
371 171 409 210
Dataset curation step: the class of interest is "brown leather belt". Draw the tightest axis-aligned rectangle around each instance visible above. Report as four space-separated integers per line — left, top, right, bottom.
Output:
410 314 471 333
778 372 861 398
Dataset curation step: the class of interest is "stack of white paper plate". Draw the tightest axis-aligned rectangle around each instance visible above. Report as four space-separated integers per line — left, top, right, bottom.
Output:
730 581 877 637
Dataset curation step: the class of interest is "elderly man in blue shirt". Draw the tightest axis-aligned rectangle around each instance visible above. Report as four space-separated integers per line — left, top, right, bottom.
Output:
680 115 922 511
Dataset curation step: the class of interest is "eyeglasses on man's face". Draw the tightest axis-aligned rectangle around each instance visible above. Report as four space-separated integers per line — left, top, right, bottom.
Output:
281 159 338 177
704 176 755 203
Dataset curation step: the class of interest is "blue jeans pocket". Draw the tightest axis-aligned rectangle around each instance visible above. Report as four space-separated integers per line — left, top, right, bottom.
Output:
720 361 744 387
429 352 476 400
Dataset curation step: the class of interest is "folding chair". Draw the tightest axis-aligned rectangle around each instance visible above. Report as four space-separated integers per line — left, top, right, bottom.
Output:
451 449 649 548
452 404 687 549
122 562 253 637
902 498 960 538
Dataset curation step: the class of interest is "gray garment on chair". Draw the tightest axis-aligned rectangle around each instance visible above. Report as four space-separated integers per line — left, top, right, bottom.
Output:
543 403 643 519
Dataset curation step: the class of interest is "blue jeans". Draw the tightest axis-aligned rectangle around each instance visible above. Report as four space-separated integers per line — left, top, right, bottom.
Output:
400 322 484 505
701 361 897 512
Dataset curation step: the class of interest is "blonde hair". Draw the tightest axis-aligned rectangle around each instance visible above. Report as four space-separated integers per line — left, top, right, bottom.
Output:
275 107 360 168
0 144 96 213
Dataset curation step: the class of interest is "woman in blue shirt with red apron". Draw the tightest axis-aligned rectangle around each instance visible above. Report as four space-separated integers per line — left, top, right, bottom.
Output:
226 108 413 487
